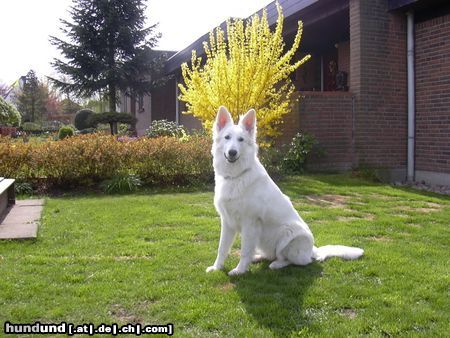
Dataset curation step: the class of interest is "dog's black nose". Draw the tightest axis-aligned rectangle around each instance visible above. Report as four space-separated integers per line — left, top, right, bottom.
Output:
228 149 237 158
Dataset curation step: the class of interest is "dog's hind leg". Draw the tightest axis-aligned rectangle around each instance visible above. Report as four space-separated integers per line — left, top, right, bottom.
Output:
283 234 314 266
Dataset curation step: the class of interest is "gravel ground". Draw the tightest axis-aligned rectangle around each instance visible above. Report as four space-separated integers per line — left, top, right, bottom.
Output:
394 181 450 195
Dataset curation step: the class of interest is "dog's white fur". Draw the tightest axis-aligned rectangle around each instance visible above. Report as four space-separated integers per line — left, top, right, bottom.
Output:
207 106 364 276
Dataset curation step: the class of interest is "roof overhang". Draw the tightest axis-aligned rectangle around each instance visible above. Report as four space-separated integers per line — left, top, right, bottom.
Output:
388 0 450 11
165 0 326 74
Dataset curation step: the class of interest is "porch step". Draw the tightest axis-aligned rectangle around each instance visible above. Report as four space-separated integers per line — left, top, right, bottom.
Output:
0 199 44 240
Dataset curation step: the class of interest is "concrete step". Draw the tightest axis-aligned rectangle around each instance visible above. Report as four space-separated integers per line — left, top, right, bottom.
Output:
0 199 44 240
0 177 15 216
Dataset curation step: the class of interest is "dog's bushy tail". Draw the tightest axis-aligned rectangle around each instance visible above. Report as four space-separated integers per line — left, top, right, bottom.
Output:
313 245 364 262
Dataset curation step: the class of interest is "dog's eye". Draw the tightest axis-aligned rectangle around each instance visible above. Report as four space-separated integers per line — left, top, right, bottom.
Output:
238 137 244 142
224 135 231 140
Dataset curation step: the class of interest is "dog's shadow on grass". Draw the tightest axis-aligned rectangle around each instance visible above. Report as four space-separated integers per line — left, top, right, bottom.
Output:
231 262 323 336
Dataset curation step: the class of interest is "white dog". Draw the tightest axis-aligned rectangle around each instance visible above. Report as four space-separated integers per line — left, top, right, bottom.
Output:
207 106 364 276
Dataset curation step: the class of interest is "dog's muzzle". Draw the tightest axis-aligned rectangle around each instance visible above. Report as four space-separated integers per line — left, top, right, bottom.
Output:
225 149 239 163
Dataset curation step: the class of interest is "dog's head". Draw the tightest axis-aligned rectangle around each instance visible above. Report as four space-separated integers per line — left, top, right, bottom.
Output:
212 106 257 177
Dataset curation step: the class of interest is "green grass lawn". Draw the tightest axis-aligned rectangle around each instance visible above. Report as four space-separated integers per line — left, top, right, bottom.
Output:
1 174 449 337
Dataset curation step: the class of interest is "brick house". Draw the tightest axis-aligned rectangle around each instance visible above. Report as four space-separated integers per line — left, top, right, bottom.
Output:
125 0 450 186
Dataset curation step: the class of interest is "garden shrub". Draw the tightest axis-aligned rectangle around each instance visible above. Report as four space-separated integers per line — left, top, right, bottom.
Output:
0 134 213 189
282 132 319 173
15 181 33 195
146 120 186 138
178 3 310 141
21 122 42 132
74 109 95 130
132 136 212 186
118 123 132 136
259 146 286 181
58 125 75 140
0 97 21 126
100 174 142 194
0 137 35 179
88 112 136 135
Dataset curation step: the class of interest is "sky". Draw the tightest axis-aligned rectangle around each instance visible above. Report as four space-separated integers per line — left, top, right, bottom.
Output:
0 0 273 86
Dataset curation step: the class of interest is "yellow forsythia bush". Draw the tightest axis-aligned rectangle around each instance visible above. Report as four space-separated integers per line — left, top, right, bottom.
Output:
0 135 213 188
179 2 310 140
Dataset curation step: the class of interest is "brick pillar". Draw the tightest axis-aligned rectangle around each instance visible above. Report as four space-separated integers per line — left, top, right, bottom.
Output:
349 0 408 180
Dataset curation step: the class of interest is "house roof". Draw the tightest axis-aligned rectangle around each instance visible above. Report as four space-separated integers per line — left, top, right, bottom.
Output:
164 20 230 75
165 0 320 74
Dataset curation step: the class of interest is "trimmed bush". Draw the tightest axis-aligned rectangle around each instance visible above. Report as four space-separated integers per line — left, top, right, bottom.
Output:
146 120 186 138
74 109 95 130
42 120 64 132
88 112 136 135
0 134 213 189
58 125 75 140
21 122 42 132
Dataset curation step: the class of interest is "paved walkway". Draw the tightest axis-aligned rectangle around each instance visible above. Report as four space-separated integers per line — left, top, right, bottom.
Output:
0 199 44 240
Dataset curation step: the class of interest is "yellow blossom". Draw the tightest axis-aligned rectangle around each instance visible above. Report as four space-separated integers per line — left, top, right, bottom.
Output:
178 2 310 141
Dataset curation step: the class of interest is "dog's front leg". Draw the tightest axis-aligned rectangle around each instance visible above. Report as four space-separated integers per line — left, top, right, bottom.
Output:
206 223 236 272
228 224 257 276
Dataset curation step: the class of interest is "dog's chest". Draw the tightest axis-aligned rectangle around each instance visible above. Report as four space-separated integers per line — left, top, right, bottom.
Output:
215 179 257 222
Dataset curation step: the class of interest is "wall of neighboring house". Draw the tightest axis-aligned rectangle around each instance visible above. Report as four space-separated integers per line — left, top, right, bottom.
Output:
120 78 177 136
179 109 203 131
135 94 152 136
151 78 176 122
415 11 450 184
175 74 208 131
349 0 408 180
120 92 151 136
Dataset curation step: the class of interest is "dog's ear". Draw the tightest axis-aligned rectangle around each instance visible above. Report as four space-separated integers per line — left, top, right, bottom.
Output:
239 109 256 137
215 106 233 132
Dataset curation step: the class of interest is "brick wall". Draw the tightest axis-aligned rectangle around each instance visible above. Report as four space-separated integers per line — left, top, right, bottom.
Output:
279 91 354 171
415 13 450 174
349 0 408 173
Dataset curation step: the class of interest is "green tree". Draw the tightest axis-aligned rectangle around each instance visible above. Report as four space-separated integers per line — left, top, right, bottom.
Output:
16 70 48 123
50 0 166 113
60 98 82 115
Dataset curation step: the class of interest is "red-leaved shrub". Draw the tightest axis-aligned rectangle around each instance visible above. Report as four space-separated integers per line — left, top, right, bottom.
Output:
0 134 213 189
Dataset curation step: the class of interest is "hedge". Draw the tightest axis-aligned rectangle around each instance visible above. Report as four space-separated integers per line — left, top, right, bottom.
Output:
0 134 213 188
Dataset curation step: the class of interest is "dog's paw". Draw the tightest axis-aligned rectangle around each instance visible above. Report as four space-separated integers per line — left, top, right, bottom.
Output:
228 268 246 276
206 265 222 273
314 255 326 262
269 259 290 270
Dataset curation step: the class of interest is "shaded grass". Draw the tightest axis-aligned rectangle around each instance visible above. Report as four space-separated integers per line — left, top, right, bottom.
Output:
0 174 449 337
